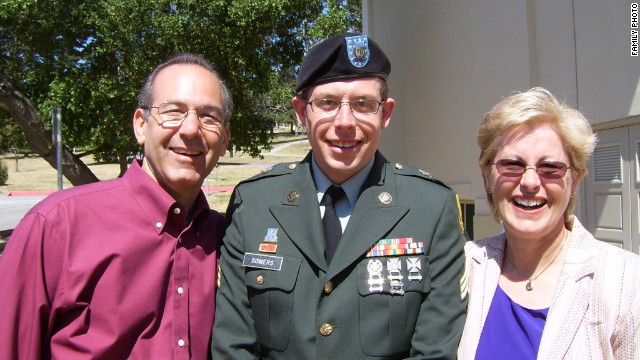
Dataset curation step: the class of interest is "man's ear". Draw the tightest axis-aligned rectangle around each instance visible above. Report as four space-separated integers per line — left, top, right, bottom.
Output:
381 97 395 129
133 108 147 146
221 125 231 156
292 96 307 128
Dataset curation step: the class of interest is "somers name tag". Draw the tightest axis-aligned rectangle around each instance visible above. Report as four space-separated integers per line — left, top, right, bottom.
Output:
243 252 283 271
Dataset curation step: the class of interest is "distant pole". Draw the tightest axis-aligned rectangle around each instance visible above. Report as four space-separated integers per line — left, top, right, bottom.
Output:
13 147 18 172
52 107 63 190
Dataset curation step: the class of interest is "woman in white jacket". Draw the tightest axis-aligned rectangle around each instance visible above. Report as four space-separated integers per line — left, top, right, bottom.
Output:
458 87 640 359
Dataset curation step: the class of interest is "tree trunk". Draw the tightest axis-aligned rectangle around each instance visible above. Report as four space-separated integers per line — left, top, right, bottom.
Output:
0 71 99 186
118 151 129 178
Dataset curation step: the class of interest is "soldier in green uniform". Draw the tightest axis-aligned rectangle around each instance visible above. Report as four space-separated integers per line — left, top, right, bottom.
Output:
212 33 467 359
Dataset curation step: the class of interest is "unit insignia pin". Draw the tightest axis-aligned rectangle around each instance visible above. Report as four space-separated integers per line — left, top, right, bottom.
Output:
288 163 297 170
395 163 404 170
264 228 279 242
378 192 392 205
287 191 299 203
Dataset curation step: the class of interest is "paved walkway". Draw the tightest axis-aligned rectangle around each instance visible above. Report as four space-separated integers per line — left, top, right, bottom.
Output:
0 195 47 235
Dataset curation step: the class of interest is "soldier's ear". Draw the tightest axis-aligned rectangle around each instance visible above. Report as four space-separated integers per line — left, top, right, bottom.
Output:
292 96 307 127
381 97 395 129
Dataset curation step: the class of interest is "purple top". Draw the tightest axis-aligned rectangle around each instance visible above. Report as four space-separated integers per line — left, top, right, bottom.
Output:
475 285 549 360
0 160 224 360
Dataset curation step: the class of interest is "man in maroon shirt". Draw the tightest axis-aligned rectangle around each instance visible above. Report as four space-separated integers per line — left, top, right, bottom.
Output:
0 53 231 359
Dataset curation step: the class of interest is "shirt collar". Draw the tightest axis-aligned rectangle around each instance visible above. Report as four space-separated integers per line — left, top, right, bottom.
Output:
311 155 374 207
123 159 211 233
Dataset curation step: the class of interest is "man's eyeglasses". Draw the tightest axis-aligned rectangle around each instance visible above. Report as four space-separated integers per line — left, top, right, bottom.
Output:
142 103 224 131
306 98 385 116
492 159 571 179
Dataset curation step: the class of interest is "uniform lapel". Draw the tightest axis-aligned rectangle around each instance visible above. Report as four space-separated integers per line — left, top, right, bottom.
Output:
327 155 409 280
269 157 328 271
537 233 596 359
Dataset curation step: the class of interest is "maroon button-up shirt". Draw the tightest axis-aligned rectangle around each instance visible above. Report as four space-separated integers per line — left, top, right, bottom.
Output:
0 160 223 359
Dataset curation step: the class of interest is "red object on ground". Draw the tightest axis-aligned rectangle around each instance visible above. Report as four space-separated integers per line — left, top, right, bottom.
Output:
6 191 55 196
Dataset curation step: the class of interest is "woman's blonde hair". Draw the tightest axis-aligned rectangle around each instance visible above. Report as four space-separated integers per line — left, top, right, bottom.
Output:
478 87 597 223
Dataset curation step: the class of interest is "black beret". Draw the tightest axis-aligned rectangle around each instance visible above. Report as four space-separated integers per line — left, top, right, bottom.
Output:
295 33 391 93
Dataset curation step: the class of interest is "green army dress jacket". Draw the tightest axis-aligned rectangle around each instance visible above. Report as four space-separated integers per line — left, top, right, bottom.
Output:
212 151 467 359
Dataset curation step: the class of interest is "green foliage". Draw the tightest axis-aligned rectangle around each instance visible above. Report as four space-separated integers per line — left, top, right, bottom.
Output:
257 0 362 138
0 115 28 153
303 0 362 47
0 0 360 164
0 158 7 185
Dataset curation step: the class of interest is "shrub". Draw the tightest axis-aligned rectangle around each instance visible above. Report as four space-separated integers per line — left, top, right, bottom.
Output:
0 158 8 185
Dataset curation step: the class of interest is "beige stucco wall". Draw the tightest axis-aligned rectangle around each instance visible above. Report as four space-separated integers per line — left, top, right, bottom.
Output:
363 0 640 239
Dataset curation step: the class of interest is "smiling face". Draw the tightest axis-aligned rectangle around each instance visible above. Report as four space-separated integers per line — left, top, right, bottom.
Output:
292 78 395 184
133 63 230 208
482 122 578 241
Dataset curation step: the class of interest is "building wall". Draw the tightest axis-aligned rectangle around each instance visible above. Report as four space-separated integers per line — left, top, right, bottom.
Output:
363 0 640 239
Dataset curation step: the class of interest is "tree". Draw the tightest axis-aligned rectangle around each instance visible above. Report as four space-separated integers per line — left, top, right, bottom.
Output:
0 112 28 153
257 0 362 137
1 0 360 185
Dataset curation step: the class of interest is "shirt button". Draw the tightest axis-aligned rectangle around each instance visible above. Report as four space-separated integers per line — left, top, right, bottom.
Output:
177 338 185 347
256 275 264 285
173 207 181 215
323 281 334 294
319 323 334 336
155 222 163 228
177 286 184 295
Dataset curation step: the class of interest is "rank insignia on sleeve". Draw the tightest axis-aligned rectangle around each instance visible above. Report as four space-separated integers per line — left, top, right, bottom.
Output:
366 238 424 257
460 262 469 300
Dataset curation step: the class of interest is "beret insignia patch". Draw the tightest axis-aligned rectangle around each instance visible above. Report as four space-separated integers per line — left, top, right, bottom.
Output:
345 35 370 68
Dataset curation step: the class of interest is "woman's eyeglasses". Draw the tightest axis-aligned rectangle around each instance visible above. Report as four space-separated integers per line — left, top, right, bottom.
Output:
492 159 571 179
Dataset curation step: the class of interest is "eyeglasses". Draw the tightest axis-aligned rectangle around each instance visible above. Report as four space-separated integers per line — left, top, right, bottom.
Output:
143 102 224 131
492 159 571 179
306 98 385 116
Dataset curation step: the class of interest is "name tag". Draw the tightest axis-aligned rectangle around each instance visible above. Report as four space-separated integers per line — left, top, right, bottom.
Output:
242 252 283 271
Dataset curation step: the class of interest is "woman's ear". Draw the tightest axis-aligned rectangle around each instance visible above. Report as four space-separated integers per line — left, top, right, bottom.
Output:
481 166 492 193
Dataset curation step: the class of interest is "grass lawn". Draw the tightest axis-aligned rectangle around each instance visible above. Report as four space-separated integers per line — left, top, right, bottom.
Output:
0 130 309 250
